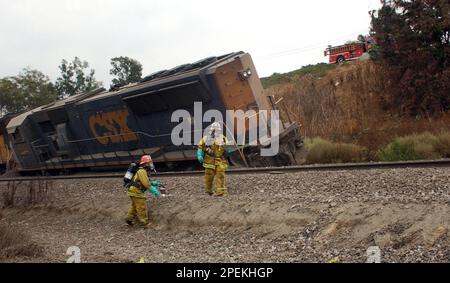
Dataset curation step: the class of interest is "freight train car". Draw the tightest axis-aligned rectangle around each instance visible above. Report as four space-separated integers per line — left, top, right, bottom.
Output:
6 52 303 173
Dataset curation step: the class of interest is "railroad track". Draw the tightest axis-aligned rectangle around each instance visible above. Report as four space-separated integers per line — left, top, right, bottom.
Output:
1 159 450 182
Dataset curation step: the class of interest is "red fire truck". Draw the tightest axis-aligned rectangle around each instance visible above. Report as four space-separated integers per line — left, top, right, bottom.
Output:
324 37 375 64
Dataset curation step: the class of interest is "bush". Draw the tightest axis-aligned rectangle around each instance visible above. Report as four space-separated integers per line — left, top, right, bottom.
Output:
305 138 368 164
368 45 381 60
378 140 417 161
435 132 450 158
377 132 448 161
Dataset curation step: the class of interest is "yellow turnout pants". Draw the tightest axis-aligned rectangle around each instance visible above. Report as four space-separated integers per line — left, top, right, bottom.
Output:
204 167 227 196
126 196 148 225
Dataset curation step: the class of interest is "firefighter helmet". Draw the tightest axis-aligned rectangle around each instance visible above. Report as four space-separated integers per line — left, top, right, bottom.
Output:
140 155 152 165
208 122 222 136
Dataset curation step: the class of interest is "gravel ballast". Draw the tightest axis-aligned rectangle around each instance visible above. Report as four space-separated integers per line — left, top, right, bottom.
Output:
0 167 449 263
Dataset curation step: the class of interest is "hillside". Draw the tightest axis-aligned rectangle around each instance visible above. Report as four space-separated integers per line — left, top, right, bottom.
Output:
263 61 450 158
261 63 338 89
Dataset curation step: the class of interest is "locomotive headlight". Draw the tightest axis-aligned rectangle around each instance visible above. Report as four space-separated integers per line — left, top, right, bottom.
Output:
238 68 252 81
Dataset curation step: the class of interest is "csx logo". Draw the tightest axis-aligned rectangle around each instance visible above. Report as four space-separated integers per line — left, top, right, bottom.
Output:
88 109 138 145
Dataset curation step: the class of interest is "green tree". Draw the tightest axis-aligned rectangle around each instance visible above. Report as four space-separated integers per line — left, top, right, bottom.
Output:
357 34 367 42
0 78 23 115
370 0 450 115
0 68 58 116
16 68 58 109
109 56 143 87
55 57 102 98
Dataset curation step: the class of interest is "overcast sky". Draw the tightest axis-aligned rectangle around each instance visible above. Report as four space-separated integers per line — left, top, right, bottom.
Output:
0 0 381 85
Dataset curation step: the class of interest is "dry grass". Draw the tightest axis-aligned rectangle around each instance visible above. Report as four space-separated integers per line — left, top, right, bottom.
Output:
304 138 368 164
0 217 43 260
266 61 386 141
0 181 49 260
1 180 53 208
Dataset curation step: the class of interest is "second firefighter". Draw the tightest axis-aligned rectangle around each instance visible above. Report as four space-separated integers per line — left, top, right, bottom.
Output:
197 122 234 197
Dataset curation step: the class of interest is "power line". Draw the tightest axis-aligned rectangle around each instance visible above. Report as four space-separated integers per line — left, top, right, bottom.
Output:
255 29 368 60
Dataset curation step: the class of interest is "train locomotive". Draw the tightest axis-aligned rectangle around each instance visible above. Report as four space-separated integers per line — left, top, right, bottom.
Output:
2 51 304 173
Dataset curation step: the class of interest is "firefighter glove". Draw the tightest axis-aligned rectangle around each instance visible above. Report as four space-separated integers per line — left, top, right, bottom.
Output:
149 186 161 197
197 149 204 163
151 181 162 187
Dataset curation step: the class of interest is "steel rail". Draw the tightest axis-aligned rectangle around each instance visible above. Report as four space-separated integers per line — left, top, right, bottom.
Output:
1 159 450 182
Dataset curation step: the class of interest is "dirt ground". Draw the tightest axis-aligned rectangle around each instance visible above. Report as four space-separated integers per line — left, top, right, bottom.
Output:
0 167 449 263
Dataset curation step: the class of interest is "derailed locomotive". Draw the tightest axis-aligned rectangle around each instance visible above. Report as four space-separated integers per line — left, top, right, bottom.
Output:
4 52 304 173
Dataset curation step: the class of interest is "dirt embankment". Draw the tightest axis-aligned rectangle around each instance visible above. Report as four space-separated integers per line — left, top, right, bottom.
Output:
0 167 449 263
265 61 450 153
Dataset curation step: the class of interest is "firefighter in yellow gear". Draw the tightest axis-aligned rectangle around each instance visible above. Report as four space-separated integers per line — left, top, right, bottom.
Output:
197 122 232 196
126 155 161 228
